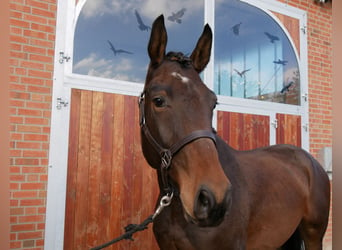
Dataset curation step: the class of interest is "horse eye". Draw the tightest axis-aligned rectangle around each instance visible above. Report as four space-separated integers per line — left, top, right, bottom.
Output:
152 97 166 108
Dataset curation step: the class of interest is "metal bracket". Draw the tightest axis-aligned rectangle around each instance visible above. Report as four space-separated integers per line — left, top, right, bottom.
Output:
301 25 307 35
271 119 278 129
59 51 70 64
302 123 309 132
56 97 69 110
302 93 308 102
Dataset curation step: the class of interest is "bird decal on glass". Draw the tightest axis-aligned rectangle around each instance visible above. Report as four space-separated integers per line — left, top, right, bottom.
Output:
167 8 186 24
107 40 133 56
273 59 288 65
231 22 242 36
134 10 151 31
264 32 279 43
280 81 294 93
234 68 251 77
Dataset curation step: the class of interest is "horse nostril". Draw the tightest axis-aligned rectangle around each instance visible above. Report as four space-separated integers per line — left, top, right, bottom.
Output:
198 190 211 207
194 187 215 220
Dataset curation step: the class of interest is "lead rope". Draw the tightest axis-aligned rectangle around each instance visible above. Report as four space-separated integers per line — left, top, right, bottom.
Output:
90 192 173 250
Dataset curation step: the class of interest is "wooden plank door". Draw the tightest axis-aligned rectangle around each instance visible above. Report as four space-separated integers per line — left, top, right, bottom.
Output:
217 111 270 150
64 89 159 250
276 113 302 147
216 111 302 150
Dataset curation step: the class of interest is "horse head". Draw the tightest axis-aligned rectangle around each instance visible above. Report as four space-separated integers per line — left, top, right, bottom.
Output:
140 15 232 227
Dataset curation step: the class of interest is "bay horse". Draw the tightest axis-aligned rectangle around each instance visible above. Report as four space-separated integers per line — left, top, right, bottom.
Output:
139 15 330 250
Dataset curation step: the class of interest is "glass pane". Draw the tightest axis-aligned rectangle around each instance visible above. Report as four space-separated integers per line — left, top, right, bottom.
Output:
215 0 301 105
73 0 204 84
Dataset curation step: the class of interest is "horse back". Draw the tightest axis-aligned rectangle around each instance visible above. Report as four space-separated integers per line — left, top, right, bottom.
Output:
227 143 330 249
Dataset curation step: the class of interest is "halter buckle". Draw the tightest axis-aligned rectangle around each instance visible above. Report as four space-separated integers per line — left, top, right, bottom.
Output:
161 150 172 170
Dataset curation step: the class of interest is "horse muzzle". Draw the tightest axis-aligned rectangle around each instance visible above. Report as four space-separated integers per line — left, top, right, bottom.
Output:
191 186 232 227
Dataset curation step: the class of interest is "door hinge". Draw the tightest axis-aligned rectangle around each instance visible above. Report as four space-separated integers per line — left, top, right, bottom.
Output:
59 51 71 64
56 97 69 110
301 25 307 34
302 93 308 102
271 119 278 129
302 123 309 132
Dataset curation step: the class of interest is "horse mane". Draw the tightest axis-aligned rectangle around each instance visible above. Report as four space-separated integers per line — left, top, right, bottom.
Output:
165 52 192 67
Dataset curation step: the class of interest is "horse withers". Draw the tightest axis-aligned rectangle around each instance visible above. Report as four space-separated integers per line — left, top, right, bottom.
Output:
139 15 330 250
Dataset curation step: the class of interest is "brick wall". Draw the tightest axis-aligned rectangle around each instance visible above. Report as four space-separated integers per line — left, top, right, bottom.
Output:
8 0 332 249
9 0 56 248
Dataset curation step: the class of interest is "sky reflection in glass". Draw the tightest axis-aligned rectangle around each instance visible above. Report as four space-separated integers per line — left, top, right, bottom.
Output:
215 0 300 105
73 0 204 83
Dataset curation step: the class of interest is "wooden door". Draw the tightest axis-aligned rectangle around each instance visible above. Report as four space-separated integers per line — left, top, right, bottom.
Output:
276 113 302 146
217 111 302 150
217 111 270 150
64 89 159 250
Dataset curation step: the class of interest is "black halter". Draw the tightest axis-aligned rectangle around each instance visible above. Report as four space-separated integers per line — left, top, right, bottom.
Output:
138 92 216 195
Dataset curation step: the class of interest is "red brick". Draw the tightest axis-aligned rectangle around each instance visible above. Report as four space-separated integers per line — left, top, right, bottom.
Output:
12 191 38 198
20 199 45 207
23 45 46 55
22 166 47 174
28 69 52 79
17 125 42 133
10 18 30 28
27 85 51 94
23 240 35 248
11 223 35 232
19 215 44 223
25 117 49 125
23 14 47 24
32 8 55 18
31 23 55 33
14 158 39 166
23 150 47 158
20 182 46 190
10 241 22 249
23 29 47 39
10 3 31 13
10 91 31 100
26 101 50 109
18 231 43 240
21 76 45 85
11 207 24 215
26 0 49 10
27 174 39 182
18 108 43 117
10 50 28 59
30 38 53 48
10 34 29 44
20 60 45 70
24 134 48 142
24 207 38 215
16 141 41 149
29 54 52 63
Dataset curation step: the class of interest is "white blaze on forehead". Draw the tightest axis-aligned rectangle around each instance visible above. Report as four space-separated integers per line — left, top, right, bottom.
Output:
171 72 189 83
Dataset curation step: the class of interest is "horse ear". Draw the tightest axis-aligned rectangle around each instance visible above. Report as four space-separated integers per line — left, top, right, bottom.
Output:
148 15 167 67
190 24 212 73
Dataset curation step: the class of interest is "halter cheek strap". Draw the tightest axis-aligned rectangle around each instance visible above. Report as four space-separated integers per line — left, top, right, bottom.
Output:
138 92 216 195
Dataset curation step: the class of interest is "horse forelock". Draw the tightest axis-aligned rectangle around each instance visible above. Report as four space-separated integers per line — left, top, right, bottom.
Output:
165 51 192 67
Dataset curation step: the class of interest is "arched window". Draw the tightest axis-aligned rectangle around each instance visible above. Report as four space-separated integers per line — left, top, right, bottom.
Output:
214 0 301 105
73 0 204 83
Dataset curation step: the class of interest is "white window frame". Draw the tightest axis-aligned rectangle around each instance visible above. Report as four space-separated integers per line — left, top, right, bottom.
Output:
44 0 308 249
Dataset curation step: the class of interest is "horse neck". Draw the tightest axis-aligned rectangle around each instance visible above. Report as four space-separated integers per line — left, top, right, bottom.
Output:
215 134 237 159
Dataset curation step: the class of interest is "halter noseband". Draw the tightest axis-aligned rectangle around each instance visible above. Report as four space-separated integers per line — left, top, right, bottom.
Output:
138 92 217 196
